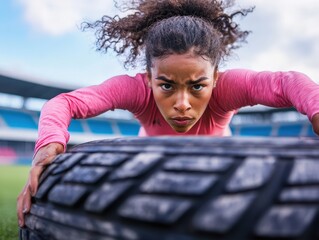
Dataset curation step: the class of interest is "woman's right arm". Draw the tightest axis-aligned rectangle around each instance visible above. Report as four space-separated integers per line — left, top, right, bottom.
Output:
35 73 148 153
17 73 149 227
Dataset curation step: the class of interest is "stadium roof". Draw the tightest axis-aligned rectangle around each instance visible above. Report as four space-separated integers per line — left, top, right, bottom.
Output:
0 73 75 100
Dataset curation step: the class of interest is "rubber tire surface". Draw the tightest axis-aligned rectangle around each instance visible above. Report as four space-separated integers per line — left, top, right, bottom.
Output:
20 136 319 240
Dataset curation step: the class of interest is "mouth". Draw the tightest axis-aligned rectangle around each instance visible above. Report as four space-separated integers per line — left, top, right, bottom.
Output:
170 117 195 127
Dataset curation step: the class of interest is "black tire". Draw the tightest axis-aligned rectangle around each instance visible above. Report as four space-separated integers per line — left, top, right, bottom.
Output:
20 136 319 240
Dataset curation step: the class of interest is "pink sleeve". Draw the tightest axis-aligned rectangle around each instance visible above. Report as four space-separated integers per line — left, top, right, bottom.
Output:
34 74 148 154
214 69 319 120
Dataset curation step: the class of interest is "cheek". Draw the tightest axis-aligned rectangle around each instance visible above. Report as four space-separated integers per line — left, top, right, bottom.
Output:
154 94 172 112
152 87 162 101
152 89 170 109
193 93 212 111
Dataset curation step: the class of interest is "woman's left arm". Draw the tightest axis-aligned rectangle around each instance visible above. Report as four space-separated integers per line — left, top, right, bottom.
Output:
215 69 319 135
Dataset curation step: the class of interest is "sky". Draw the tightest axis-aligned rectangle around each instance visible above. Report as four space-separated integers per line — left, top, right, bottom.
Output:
0 0 318 89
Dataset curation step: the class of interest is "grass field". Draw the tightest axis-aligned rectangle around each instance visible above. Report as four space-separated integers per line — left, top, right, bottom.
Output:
0 165 29 240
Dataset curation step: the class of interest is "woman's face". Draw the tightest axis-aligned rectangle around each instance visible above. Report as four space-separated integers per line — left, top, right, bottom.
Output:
148 52 217 133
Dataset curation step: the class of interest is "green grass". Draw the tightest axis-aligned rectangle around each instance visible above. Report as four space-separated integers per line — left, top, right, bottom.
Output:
0 165 29 240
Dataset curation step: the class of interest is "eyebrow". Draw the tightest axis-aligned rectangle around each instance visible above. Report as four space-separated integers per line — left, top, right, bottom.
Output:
155 76 209 84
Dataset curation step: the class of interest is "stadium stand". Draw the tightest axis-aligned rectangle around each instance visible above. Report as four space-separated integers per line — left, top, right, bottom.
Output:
0 106 141 144
0 108 38 129
0 73 316 165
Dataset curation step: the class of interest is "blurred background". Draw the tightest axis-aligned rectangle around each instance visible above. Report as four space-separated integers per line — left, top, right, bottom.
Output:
0 0 318 165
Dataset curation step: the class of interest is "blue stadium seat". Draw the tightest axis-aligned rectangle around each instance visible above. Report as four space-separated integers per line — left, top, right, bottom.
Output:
0 109 37 129
68 119 84 133
239 125 272 136
15 157 33 165
117 121 140 136
229 125 238 136
277 124 303 136
87 119 114 134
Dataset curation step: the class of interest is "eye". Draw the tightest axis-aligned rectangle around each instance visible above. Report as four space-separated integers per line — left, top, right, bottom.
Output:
160 83 173 91
192 84 204 91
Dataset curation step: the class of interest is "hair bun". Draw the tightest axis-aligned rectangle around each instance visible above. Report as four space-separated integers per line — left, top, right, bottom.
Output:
82 0 254 69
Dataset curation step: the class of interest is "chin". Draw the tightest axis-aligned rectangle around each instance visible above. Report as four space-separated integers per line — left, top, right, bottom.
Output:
173 127 191 133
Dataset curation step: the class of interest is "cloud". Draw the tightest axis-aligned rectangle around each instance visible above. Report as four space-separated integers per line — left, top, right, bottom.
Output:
226 0 319 81
17 0 116 35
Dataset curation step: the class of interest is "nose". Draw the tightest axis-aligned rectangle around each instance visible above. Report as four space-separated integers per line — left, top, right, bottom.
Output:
174 91 191 113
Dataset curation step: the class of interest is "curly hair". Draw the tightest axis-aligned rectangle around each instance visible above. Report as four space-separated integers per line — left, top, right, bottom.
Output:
82 0 254 70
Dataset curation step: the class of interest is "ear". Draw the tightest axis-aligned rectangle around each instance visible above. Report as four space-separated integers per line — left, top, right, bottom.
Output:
213 68 218 80
146 70 152 88
213 67 219 88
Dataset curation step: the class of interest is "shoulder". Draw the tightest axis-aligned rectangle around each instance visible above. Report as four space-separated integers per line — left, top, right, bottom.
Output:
218 69 255 81
97 72 149 93
217 69 303 82
215 69 251 92
215 69 277 90
102 72 148 85
210 69 255 111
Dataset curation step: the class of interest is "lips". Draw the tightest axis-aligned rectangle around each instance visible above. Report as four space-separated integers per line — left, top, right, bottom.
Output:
170 117 194 127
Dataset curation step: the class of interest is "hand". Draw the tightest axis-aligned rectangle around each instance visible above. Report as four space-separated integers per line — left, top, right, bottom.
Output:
17 142 64 227
311 113 319 136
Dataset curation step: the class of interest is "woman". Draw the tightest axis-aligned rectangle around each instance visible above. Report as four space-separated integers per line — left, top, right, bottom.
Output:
17 0 319 227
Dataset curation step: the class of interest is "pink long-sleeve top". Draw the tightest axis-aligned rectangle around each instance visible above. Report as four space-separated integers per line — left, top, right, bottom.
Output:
35 69 319 153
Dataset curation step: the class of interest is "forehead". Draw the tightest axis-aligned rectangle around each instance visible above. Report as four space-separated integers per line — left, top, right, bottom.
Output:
151 53 214 78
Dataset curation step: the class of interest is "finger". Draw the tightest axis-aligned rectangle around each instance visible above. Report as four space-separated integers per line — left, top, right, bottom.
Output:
17 190 25 227
17 185 30 227
23 185 32 214
311 113 319 136
29 166 44 196
312 126 319 136
30 151 58 195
